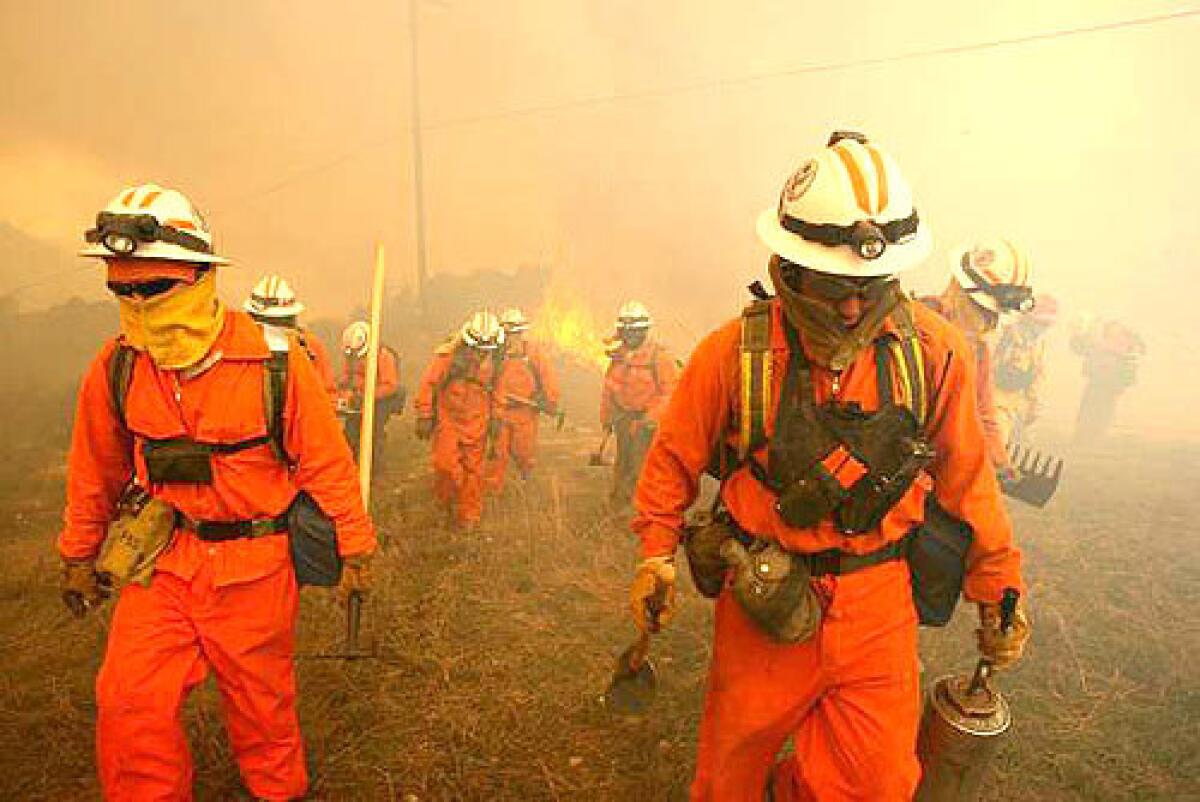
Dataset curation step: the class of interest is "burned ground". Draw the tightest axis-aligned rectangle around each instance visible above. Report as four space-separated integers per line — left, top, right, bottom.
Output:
0 421 1197 800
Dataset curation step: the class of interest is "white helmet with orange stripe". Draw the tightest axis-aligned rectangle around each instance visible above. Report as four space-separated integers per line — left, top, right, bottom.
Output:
81 183 229 265
756 131 931 277
616 300 652 330
461 310 505 350
244 274 304 319
342 320 371 357
499 307 531 332
950 237 1034 315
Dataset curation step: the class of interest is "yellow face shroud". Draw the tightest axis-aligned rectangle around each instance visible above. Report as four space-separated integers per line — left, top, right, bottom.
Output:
117 270 226 370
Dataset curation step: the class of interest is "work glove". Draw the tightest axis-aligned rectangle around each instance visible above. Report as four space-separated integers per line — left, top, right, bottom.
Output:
61 559 111 618
415 417 435 440
629 556 677 634
976 598 1031 670
337 554 373 603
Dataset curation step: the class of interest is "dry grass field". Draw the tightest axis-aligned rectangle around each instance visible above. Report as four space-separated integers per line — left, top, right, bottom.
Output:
0 421 1197 800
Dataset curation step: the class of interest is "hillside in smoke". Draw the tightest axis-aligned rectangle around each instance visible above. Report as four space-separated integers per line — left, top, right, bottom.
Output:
0 221 95 311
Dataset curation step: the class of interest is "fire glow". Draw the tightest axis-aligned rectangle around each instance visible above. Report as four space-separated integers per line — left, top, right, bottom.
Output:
532 286 611 372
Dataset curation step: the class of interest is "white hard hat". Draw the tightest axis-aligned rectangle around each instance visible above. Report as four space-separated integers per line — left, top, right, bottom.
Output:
616 300 652 330
950 237 1034 315
500 307 530 332
342 321 371 357
244 274 304 318
461 310 505 350
81 183 229 264
756 131 931 277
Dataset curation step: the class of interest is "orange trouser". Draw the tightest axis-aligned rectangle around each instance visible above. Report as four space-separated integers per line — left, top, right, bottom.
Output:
432 425 486 527
97 561 305 802
484 416 539 490
692 559 921 802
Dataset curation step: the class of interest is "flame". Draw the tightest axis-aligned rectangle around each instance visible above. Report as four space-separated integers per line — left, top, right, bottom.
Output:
532 285 612 372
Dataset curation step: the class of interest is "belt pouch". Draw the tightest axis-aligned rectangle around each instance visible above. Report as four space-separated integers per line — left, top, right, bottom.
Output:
144 439 214 485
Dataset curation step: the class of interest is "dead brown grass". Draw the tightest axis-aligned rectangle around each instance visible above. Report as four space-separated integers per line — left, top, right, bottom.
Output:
0 427 1197 800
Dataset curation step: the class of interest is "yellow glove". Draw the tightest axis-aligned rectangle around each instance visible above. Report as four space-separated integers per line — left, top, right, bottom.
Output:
61 559 110 618
337 554 373 603
977 598 1031 670
629 557 677 634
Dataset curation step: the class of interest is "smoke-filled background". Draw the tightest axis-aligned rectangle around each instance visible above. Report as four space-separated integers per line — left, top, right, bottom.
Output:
3 0 1199 437
2 2 1199 800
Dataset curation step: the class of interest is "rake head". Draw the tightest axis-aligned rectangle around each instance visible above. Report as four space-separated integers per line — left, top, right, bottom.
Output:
1001 443 1064 508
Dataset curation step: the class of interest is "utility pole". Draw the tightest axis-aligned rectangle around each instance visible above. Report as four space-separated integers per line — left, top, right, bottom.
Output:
409 0 430 314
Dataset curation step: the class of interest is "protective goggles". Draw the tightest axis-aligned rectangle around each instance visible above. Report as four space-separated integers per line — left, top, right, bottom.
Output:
86 212 212 257
961 260 1034 313
781 211 920 261
106 278 184 299
782 260 896 303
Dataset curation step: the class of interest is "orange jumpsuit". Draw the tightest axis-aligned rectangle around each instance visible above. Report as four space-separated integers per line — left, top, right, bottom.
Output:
485 339 560 489
58 310 375 802
633 300 1022 802
920 295 1010 471
416 345 498 528
601 338 678 502
338 346 403 466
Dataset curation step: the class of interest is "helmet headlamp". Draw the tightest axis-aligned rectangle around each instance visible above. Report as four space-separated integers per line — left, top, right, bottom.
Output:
781 210 919 261
849 221 887 260
961 262 1034 313
85 212 212 257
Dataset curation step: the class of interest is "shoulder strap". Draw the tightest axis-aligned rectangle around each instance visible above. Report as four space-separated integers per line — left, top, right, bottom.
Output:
108 343 138 429
262 336 291 464
876 300 929 428
738 299 774 459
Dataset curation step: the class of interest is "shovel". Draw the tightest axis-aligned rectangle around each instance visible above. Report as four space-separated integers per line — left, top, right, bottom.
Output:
302 591 376 661
1000 443 1064 508
588 428 612 467
603 587 666 715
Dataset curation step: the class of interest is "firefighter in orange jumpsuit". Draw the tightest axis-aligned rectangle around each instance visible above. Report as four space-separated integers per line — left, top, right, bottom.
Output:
1069 316 1146 443
919 238 1036 478
415 311 504 530
244 273 337 398
627 134 1030 801
601 300 678 504
485 307 560 489
337 320 404 469
59 183 375 801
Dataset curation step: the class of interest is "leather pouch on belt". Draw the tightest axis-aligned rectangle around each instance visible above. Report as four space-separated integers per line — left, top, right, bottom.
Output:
97 486 178 589
144 439 214 484
776 445 864 529
721 538 822 643
682 509 736 599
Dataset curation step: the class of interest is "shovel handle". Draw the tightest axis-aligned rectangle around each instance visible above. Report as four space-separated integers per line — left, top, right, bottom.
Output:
347 591 363 650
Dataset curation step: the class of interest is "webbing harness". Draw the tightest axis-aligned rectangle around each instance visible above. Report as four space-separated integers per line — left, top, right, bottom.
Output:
108 340 292 465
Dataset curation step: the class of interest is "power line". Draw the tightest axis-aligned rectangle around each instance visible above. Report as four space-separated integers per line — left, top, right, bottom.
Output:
425 7 1200 131
218 7 1200 206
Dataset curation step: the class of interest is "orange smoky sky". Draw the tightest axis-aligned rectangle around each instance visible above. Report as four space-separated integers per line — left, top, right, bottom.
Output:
2 0 1198 434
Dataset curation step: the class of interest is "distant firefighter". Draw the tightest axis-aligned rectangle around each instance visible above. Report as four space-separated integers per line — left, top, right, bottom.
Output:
993 293 1058 448
601 300 678 505
337 320 405 469
244 273 337 397
485 307 560 489
415 310 505 530
61 183 374 801
1070 317 1145 443
920 237 1035 478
